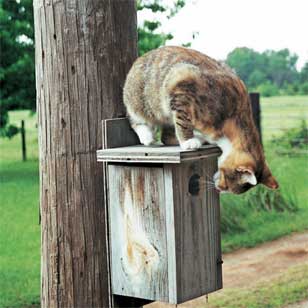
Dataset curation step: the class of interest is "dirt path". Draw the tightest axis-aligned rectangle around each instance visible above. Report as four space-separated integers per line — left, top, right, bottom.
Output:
220 231 308 289
147 231 308 308
285 300 308 308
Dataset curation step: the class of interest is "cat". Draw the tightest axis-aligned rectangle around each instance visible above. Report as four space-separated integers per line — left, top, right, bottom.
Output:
123 46 279 194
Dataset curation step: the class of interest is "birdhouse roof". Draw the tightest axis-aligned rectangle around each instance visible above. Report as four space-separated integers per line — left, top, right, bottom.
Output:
97 144 221 164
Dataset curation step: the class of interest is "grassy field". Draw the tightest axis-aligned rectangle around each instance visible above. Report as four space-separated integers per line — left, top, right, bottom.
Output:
0 96 307 307
261 95 308 140
208 264 308 308
221 145 308 252
0 111 40 307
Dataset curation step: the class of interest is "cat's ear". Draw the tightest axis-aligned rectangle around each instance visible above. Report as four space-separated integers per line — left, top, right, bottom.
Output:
236 167 257 186
261 163 279 190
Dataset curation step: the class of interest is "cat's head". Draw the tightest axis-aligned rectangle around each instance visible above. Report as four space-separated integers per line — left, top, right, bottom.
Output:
214 163 279 194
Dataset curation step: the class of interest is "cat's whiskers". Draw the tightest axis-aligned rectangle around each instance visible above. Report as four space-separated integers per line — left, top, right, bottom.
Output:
200 178 215 186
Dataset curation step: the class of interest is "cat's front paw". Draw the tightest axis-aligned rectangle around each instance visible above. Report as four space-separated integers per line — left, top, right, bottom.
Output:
180 138 202 150
134 124 155 146
138 129 155 146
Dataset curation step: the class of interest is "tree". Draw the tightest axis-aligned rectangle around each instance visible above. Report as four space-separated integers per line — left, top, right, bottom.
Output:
0 0 187 135
226 47 265 86
226 47 303 95
264 49 298 87
300 62 308 83
299 62 308 94
0 0 35 134
137 0 187 55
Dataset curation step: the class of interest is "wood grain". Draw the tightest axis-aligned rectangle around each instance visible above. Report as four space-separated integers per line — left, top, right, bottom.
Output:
108 165 169 302
165 157 222 303
106 155 222 304
163 167 178 303
34 1 137 307
103 118 140 149
102 118 151 308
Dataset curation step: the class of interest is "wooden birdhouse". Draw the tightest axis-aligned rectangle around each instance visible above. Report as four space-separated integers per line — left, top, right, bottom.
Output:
97 118 223 304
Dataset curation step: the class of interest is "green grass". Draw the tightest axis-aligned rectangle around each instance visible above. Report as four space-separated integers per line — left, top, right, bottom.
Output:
0 111 40 307
261 95 308 140
220 95 308 252
0 110 39 161
207 264 308 308
221 145 308 252
0 97 308 307
0 161 40 307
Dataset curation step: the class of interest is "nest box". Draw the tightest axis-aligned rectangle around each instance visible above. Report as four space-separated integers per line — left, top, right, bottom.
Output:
97 118 223 304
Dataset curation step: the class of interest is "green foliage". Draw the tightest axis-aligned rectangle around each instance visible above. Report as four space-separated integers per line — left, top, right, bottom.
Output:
220 200 246 234
256 82 279 97
226 47 266 87
299 61 308 83
138 20 173 56
299 82 308 94
264 49 299 87
226 47 307 96
271 120 308 150
137 0 185 17
0 0 35 136
245 185 298 213
137 0 189 55
0 124 19 138
220 186 298 235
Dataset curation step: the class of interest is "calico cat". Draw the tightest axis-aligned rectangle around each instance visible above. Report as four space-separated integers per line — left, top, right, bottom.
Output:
123 46 279 194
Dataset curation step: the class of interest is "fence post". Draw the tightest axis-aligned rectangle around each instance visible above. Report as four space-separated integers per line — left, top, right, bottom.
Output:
21 120 26 161
249 92 262 145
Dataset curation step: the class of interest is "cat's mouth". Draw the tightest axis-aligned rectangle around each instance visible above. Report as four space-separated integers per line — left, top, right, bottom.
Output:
215 187 229 194
213 171 229 193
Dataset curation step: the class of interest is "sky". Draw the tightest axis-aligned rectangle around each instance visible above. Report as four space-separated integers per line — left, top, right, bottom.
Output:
138 0 308 70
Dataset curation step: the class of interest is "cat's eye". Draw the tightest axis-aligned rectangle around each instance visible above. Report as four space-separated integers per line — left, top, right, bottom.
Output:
226 173 236 181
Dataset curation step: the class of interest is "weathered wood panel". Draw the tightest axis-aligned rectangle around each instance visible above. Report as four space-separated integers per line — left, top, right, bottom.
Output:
165 157 222 303
103 118 140 149
33 0 138 307
163 167 178 303
108 165 169 302
103 118 152 308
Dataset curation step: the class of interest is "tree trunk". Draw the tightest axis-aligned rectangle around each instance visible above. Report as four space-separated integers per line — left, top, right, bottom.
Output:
33 1 137 307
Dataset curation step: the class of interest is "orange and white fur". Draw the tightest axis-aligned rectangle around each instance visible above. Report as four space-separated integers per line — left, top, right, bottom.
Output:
123 46 279 194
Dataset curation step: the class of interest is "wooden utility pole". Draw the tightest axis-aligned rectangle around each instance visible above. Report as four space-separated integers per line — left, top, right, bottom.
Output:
33 1 137 307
